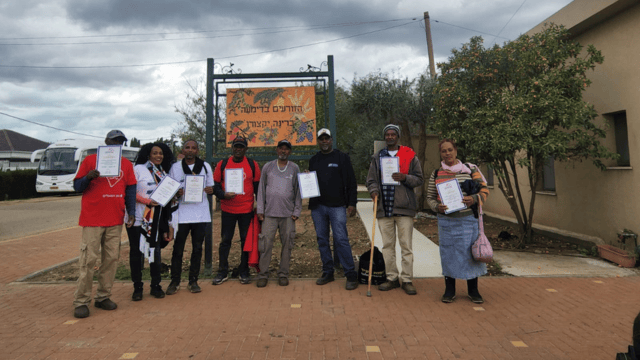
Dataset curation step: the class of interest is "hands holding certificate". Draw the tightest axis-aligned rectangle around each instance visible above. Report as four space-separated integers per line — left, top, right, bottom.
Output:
435 179 474 214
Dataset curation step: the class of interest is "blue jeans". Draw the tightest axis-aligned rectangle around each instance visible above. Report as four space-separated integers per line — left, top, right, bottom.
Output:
311 204 356 278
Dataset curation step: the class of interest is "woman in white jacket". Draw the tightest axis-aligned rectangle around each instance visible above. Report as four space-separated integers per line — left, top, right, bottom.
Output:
126 142 177 301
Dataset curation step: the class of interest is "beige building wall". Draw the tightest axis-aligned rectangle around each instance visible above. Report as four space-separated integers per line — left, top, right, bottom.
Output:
482 0 640 250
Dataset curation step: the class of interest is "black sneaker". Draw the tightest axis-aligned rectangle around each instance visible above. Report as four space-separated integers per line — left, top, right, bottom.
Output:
239 274 251 284
468 294 484 304
94 298 117 310
73 305 89 318
132 288 143 301
256 278 268 288
166 280 180 295
150 285 165 299
316 273 335 285
345 279 359 290
187 281 202 293
278 277 289 286
212 273 228 285
441 294 456 303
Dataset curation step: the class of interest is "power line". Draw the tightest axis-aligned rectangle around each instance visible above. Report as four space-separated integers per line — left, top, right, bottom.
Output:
432 19 509 40
491 0 527 45
0 24 373 46
0 18 417 42
0 112 103 138
0 20 420 69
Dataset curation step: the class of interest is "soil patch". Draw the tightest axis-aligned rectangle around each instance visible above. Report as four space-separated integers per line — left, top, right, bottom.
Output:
413 211 592 276
26 199 371 282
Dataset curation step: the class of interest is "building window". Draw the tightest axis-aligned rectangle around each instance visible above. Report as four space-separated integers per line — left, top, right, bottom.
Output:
542 156 555 192
485 164 494 186
613 111 630 166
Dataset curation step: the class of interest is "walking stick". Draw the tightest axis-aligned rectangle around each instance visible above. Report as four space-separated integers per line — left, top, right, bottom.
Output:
367 196 378 297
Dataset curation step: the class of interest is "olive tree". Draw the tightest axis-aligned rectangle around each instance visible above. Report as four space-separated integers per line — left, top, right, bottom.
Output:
433 24 616 243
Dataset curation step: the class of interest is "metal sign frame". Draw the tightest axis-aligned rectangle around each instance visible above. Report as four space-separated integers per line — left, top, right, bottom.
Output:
205 55 336 163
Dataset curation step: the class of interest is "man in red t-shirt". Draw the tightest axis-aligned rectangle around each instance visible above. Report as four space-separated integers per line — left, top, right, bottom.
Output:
212 136 260 285
71 130 137 319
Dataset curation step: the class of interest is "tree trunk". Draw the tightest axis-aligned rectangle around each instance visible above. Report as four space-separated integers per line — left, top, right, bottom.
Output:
417 122 428 210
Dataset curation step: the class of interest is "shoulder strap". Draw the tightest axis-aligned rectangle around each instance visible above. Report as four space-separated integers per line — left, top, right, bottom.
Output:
220 156 255 180
219 157 229 180
246 157 256 180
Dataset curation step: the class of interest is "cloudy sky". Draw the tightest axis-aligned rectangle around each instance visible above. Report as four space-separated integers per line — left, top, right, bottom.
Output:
0 0 573 145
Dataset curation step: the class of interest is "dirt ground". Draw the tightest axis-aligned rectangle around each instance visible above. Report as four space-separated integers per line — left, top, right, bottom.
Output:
27 199 371 283
27 201 592 282
413 211 589 276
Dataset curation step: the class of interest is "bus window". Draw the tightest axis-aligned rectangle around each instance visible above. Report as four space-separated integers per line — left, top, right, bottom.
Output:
123 150 138 162
80 149 98 163
38 148 78 175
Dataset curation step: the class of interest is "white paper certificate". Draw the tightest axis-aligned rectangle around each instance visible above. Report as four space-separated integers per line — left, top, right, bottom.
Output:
225 168 244 195
96 145 122 177
380 157 400 185
149 176 181 207
298 171 320 199
183 175 205 203
436 179 467 214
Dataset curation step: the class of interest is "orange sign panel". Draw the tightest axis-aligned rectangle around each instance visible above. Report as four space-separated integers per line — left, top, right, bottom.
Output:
226 86 316 147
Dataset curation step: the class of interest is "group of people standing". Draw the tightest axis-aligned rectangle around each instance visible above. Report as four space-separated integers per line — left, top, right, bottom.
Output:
70 124 489 319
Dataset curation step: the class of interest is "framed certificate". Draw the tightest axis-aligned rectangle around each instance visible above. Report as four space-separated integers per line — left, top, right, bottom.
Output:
380 157 400 185
149 176 181 207
298 171 320 199
96 145 122 177
183 175 205 203
224 168 244 195
436 179 467 214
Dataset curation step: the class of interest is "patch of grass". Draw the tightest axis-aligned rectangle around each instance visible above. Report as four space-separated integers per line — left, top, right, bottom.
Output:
115 264 132 280
357 191 371 199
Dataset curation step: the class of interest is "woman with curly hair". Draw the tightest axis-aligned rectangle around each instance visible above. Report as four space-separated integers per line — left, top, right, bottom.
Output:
126 142 177 301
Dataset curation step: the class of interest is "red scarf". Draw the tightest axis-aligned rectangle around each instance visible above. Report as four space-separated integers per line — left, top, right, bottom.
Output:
396 146 416 174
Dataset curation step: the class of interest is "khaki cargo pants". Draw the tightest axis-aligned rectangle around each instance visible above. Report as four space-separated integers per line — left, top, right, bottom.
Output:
73 225 122 308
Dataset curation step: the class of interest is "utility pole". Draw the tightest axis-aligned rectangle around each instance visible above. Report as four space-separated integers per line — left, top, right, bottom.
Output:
424 12 437 79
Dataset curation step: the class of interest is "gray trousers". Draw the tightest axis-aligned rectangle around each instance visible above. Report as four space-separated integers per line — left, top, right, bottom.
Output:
258 216 295 279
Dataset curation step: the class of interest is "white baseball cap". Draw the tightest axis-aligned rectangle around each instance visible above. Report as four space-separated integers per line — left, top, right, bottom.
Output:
317 128 331 138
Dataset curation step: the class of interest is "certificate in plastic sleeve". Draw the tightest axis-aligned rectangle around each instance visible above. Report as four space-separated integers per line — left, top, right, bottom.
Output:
436 179 467 214
183 175 205 203
96 145 122 177
380 157 400 185
149 176 181 207
298 171 320 199
224 168 244 195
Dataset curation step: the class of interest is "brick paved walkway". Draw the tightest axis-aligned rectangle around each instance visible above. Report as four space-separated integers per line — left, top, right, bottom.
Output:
1 228 639 359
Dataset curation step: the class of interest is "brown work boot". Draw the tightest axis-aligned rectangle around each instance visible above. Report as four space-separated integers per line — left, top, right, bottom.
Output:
401 282 417 295
378 279 400 291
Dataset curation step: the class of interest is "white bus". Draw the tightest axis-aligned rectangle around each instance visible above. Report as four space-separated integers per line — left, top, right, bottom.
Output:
31 139 139 193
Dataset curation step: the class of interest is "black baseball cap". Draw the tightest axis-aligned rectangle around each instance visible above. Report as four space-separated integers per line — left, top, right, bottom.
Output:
277 139 292 149
232 136 248 147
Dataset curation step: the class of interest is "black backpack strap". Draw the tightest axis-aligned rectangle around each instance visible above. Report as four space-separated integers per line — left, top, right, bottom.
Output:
246 157 256 179
219 157 229 180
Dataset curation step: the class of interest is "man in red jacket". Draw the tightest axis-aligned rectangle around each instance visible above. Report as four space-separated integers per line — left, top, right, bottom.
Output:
72 130 137 318
212 137 261 285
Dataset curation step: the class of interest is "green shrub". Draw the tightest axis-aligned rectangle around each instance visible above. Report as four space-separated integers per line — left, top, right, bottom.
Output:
0 170 39 201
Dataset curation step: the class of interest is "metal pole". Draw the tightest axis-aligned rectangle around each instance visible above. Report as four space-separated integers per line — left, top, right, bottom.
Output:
204 58 214 276
327 55 336 144
206 58 214 163
424 12 437 79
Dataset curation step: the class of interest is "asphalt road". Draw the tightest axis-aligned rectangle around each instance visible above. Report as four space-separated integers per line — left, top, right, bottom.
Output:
0 195 81 242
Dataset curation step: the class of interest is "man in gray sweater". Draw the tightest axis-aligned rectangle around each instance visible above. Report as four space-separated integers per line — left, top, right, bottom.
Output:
256 139 302 287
